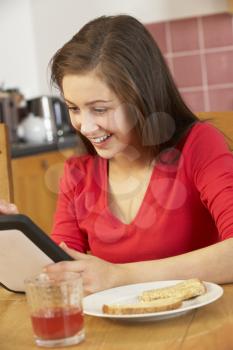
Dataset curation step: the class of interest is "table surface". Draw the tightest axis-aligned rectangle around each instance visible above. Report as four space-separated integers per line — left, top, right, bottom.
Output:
1 284 233 350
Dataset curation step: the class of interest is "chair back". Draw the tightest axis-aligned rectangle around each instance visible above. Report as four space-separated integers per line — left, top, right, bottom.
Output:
0 123 14 202
197 111 233 151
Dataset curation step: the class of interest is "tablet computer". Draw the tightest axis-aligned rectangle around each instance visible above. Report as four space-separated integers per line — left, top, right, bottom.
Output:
0 214 73 293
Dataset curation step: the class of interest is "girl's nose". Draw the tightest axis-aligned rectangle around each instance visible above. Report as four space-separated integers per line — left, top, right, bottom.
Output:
80 113 99 135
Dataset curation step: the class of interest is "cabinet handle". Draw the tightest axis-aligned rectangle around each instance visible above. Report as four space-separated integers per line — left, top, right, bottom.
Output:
41 159 49 170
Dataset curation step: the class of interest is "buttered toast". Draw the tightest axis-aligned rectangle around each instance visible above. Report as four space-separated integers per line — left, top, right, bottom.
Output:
102 279 206 315
139 278 206 302
103 297 182 315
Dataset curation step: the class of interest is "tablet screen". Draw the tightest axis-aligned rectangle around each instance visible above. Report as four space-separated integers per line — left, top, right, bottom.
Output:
0 214 73 292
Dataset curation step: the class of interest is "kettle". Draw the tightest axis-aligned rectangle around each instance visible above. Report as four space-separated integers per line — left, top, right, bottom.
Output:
17 113 47 144
27 95 73 139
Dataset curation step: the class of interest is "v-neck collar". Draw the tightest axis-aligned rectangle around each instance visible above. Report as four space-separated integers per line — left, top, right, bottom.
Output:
103 158 156 226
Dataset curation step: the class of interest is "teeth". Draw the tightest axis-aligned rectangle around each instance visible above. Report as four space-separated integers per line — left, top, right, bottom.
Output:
91 134 111 143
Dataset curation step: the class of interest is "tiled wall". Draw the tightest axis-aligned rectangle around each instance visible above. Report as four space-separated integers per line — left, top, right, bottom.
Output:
146 13 233 112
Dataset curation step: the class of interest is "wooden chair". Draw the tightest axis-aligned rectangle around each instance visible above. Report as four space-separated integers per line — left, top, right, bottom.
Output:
196 111 233 151
0 123 14 202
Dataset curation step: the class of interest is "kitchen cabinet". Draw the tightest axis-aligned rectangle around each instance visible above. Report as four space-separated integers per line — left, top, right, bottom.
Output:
228 0 233 12
12 148 76 234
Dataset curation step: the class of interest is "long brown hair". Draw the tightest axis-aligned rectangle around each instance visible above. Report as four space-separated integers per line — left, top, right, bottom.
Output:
50 15 198 156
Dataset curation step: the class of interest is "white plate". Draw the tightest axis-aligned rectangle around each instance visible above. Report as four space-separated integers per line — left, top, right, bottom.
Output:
83 280 223 321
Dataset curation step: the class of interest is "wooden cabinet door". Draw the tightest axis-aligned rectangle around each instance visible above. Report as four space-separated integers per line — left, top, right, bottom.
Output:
12 148 75 234
228 0 233 12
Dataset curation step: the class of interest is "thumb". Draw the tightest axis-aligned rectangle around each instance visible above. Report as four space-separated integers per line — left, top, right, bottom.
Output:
60 242 69 250
59 242 88 260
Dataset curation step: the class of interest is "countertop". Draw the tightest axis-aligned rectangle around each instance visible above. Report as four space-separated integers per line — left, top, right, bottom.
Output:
11 134 79 158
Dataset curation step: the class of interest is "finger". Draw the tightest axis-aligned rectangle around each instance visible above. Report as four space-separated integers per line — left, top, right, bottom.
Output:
59 242 88 260
44 260 86 273
0 200 18 214
9 203 19 214
0 199 9 213
43 270 82 282
0 200 18 213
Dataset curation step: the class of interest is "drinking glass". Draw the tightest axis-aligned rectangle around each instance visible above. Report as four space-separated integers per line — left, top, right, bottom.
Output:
25 271 85 347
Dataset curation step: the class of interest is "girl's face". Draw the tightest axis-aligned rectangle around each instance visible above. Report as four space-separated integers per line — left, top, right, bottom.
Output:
62 71 141 160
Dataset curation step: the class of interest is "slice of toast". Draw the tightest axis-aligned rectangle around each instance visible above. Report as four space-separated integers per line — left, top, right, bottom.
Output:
102 297 182 315
139 278 206 302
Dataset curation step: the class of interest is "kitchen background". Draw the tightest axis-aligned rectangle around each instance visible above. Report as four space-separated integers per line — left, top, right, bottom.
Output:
0 0 233 112
146 13 233 112
0 0 233 233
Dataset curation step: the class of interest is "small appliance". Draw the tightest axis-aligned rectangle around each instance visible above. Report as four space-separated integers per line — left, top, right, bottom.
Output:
27 96 74 142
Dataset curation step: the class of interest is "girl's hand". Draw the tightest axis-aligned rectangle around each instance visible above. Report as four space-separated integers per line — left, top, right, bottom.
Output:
44 242 122 295
0 199 19 214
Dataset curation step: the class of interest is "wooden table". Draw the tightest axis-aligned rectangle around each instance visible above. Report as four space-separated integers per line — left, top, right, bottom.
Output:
1 285 233 350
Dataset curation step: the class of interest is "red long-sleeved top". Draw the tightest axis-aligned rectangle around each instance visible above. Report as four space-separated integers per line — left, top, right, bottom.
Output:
51 122 233 263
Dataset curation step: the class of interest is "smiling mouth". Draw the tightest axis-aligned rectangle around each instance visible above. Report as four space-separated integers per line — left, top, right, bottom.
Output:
89 134 112 144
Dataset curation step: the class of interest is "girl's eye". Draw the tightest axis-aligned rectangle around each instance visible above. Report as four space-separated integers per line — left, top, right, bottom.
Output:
93 108 107 114
67 106 80 114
